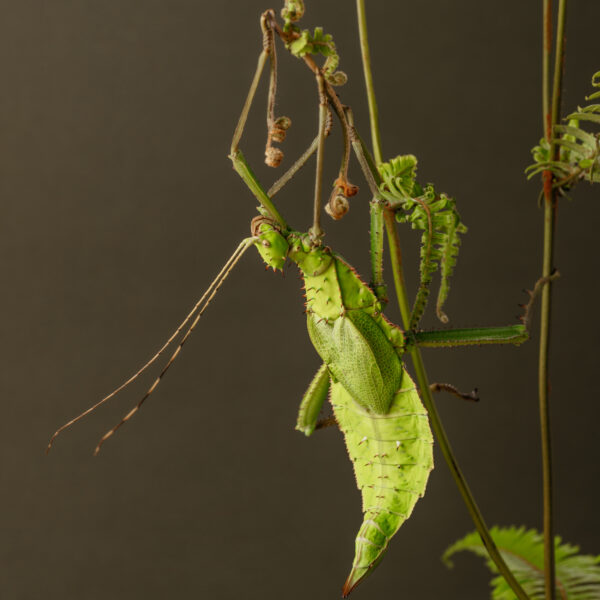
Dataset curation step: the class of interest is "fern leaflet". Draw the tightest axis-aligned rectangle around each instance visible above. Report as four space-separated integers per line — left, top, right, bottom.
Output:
444 526 600 600
527 71 600 191
378 155 467 329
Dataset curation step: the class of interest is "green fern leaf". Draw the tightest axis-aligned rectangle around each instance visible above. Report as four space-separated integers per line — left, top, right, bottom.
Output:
378 155 467 328
444 526 600 599
527 71 600 190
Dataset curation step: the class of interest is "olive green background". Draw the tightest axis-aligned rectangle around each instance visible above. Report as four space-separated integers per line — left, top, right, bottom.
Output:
1 1 599 598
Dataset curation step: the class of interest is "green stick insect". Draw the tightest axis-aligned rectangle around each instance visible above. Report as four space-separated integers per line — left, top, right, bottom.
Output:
47 4 534 596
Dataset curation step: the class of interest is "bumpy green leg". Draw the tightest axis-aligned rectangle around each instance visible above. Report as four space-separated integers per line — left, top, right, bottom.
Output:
411 324 528 348
296 363 330 436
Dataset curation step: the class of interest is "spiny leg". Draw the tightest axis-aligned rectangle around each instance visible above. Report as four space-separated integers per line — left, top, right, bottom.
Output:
430 382 479 402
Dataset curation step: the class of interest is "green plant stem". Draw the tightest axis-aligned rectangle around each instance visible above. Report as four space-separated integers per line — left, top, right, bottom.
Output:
384 211 531 600
356 0 383 166
539 1 567 598
355 2 386 303
356 2 529 598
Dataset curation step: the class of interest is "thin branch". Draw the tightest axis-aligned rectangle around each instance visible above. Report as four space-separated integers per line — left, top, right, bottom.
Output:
539 0 568 597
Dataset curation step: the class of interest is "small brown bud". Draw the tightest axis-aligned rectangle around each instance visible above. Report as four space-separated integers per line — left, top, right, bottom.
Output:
271 127 286 143
265 146 284 168
327 71 348 86
274 116 292 130
326 194 350 220
333 177 359 197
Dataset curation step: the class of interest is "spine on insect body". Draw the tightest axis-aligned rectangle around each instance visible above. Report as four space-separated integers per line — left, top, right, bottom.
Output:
330 371 434 596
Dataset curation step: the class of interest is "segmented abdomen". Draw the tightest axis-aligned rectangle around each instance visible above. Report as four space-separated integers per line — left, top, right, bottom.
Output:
330 368 434 596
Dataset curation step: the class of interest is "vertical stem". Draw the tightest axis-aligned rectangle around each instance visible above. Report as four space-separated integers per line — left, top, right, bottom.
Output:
356 0 383 165
311 74 328 242
356 2 529 598
540 1 567 598
384 213 530 600
356 0 387 302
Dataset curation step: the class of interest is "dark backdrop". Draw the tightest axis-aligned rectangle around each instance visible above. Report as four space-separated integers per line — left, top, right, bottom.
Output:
1 1 599 598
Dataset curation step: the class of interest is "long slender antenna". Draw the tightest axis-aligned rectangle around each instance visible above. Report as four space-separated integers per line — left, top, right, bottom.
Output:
92 237 256 455
46 238 255 454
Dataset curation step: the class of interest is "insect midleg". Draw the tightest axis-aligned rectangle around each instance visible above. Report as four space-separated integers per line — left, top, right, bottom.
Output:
47 237 255 454
295 363 330 436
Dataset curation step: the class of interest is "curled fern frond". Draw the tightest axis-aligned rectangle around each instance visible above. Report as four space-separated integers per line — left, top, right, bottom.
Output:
281 0 304 29
378 155 467 328
287 26 347 85
444 526 600 600
527 71 600 190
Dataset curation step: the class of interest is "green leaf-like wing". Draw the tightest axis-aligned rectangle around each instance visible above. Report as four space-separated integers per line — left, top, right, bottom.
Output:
444 526 600 599
306 310 403 415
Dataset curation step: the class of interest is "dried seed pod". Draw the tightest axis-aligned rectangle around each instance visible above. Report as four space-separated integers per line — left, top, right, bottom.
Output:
326 194 350 220
265 146 284 168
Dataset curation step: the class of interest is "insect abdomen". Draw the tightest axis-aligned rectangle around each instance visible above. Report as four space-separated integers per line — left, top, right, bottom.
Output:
330 369 434 596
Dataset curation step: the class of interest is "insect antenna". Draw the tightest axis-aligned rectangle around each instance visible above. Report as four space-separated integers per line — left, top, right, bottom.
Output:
46 237 256 454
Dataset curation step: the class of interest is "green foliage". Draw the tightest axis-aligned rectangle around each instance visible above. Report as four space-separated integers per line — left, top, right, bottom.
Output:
287 26 347 85
527 71 600 190
378 155 467 328
444 526 600 599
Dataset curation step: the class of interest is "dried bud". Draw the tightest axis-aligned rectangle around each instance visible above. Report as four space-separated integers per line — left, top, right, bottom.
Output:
326 194 350 220
265 146 284 168
271 127 286 143
274 116 292 130
327 71 348 86
334 177 359 197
